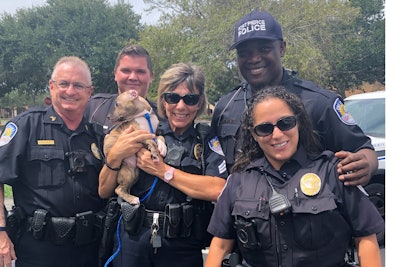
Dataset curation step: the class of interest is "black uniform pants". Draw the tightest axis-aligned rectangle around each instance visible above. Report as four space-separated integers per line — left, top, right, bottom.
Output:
111 223 203 267
15 230 99 267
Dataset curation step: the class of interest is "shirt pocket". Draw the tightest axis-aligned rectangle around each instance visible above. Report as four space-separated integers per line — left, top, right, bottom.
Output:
232 199 272 249
290 195 344 249
27 146 66 188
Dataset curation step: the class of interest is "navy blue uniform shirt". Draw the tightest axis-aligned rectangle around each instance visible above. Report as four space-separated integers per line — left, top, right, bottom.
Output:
211 68 374 171
0 106 105 217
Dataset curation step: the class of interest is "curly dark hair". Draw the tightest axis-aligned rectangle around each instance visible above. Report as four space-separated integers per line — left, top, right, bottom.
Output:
232 86 322 172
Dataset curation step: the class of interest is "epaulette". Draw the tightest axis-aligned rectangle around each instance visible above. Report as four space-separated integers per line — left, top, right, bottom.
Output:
292 78 335 99
19 106 47 116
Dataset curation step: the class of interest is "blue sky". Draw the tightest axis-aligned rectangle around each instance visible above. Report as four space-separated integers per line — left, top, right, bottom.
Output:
0 0 161 25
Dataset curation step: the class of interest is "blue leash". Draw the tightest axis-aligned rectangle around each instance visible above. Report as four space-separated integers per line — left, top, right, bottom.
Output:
104 178 158 266
104 111 159 267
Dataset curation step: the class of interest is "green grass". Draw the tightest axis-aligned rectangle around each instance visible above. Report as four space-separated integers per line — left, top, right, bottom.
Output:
4 185 13 198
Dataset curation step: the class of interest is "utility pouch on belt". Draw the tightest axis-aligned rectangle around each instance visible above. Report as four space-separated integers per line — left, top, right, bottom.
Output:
163 204 181 238
48 217 75 245
180 204 193 238
121 202 145 236
31 209 48 240
75 211 96 246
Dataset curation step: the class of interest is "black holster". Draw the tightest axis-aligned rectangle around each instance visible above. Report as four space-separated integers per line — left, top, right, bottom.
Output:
98 197 120 267
192 202 213 247
75 211 96 246
6 206 26 245
121 202 145 236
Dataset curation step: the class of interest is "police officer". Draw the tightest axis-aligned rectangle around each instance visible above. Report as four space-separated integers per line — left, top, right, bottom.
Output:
87 44 157 132
206 87 384 267
0 56 106 267
99 63 228 267
210 10 377 186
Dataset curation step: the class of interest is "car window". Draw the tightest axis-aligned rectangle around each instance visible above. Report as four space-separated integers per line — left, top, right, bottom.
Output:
345 98 385 138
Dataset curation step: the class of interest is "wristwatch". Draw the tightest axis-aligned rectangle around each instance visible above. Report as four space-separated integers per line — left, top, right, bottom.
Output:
164 167 175 183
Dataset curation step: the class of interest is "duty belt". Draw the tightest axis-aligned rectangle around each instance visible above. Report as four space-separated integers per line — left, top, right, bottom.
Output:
120 202 194 239
26 209 103 246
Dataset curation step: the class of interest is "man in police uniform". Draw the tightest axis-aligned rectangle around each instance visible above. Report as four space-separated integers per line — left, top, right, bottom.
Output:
87 44 157 131
211 10 377 186
0 56 106 267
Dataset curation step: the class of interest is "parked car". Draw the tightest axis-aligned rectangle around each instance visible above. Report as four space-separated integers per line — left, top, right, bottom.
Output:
344 90 385 245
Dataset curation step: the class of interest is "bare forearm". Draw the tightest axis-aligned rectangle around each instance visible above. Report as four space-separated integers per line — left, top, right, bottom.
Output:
0 184 5 226
170 168 226 201
356 234 381 267
98 153 122 198
205 237 235 267
142 161 226 202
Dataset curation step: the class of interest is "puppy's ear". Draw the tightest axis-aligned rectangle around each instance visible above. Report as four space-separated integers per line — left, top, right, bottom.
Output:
130 90 138 98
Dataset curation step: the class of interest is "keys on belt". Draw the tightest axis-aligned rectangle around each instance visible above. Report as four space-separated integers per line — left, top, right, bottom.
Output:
149 213 162 254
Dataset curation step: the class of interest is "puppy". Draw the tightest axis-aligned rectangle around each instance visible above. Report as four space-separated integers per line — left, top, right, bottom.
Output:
103 90 166 204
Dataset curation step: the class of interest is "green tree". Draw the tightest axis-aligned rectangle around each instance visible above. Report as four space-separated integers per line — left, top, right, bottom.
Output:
141 0 384 101
328 0 385 95
0 0 142 103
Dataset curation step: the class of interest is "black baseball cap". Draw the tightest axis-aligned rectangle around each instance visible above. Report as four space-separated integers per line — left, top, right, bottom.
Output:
230 10 283 50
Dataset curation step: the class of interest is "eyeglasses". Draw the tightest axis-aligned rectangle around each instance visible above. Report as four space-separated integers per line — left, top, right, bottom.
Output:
253 116 297 137
162 92 200 106
51 80 91 91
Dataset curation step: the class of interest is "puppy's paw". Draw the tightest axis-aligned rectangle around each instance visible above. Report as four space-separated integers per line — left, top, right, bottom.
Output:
126 195 140 205
157 136 167 157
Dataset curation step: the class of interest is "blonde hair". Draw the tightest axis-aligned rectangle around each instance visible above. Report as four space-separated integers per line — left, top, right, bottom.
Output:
157 63 207 119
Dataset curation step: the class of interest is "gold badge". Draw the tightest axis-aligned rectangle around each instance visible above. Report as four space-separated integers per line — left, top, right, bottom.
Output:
194 143 202 161
300 173 321 196
50 116 57 122
91 143 101 160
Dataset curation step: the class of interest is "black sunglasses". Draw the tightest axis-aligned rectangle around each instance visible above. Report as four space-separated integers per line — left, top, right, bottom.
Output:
163 92 200 106
253 116 297 137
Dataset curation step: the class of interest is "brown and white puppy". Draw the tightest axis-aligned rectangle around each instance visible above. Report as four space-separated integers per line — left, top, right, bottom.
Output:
103 90 166 204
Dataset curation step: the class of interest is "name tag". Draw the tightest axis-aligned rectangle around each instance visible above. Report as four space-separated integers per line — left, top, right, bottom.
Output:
37 140 55 145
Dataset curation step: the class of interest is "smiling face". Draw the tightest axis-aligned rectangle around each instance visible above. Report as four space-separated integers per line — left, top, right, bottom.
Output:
236 39 285 90
114 55 153 98
251 97 299 170
163 83 201 135
49 62 93 119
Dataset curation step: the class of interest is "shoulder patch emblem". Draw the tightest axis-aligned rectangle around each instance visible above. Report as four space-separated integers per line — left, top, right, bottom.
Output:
209 137 225 156
0 122 18 147
333 98 356 125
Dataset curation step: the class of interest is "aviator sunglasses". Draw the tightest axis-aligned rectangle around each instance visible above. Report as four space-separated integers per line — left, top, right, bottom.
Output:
163 92 200 106
253 116 297 137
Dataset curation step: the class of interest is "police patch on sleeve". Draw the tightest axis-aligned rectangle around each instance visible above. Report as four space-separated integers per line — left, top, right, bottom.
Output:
0 122 18 147
333 98 356 125
208 137 225 156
